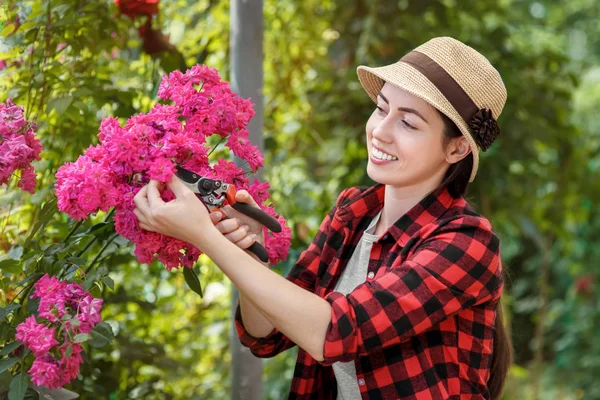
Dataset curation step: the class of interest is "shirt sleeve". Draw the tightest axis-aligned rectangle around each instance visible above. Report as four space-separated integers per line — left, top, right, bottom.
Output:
235 188 353 358
320 215 503 365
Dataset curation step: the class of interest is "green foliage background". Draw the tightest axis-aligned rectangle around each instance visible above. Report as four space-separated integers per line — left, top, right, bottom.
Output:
0 0 599 399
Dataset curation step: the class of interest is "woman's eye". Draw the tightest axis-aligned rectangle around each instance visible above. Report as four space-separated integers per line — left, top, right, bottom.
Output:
401 120 415 130
376 106 387 115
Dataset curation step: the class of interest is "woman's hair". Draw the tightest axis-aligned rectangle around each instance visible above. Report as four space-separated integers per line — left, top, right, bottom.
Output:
439 113 473 199
439 111 513 400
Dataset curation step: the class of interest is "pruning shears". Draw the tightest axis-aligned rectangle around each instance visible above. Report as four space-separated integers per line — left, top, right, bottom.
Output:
175 165 282 263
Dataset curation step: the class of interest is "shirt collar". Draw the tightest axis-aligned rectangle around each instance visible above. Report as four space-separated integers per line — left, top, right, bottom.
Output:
336 184 455 246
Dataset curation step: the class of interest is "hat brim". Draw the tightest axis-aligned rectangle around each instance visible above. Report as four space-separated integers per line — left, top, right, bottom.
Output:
357 63 480 182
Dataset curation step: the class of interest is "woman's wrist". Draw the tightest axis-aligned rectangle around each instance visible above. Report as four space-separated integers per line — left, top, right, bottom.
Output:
193 224 222 252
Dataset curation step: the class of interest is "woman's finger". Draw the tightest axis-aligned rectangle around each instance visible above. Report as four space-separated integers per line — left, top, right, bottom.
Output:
209 211 224 225
134 185 151 216
133 208 149 224
147 180 166 209
235 190 259 207
139 222 155 232
235 234 256 250
224 225 250 243
214 217 241 234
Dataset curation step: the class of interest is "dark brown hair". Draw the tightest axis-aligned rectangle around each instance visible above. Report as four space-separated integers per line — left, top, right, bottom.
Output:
439 111 513 400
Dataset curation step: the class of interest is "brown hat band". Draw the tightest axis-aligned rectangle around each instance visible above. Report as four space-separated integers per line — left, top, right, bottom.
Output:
400 51 500 151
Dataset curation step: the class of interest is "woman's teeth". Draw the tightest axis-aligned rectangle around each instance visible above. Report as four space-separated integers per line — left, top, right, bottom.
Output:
373 148 398 161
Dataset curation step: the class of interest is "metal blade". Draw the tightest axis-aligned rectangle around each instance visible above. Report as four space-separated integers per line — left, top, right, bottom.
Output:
175 165 201 184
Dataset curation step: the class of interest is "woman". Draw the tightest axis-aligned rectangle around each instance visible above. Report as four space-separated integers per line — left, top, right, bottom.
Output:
133 37 512 399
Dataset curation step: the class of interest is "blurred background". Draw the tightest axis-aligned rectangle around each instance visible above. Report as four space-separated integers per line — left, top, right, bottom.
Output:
0 0 599 399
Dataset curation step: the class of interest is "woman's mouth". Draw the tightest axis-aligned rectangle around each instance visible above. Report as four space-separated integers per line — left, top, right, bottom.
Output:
370 147 398 165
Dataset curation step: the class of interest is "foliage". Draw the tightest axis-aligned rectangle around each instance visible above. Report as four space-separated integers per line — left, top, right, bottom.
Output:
0 0 599 399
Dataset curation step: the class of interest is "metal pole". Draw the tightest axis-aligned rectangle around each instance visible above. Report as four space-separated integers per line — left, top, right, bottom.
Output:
229 1 264 399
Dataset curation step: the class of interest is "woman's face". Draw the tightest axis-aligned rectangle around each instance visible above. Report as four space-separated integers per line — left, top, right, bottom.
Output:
365 83 459 189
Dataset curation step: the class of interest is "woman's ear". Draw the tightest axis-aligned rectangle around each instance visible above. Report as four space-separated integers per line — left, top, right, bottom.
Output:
446 136 471 164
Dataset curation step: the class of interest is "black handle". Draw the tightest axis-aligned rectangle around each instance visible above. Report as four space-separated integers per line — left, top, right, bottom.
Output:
231 203 282 233
248 241 269 263
216 212 270 262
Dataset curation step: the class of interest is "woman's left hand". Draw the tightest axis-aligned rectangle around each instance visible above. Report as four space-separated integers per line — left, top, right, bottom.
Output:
133 177 214 246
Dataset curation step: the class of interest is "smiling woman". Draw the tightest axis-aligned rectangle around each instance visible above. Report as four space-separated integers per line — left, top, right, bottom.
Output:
134 36 512 400
365 84 462 194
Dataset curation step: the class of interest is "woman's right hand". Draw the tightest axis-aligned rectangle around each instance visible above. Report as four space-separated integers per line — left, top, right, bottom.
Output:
209 190 266 252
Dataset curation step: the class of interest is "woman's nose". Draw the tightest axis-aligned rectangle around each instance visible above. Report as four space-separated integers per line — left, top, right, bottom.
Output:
371 117 393 144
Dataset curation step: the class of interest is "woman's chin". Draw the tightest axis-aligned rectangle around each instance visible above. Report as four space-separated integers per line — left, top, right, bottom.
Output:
367 164 401 185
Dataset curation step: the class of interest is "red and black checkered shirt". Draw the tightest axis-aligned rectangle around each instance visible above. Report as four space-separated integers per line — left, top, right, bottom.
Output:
235 184 503 399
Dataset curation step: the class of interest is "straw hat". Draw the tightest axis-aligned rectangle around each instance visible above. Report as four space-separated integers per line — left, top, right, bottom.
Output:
357 36 507 182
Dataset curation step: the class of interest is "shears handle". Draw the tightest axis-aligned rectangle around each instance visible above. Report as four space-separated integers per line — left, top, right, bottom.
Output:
247 241 269 264
225 186 282 233
215 185 282 263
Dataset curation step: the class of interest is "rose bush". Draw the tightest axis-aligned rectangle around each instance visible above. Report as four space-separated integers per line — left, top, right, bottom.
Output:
0 99 42 193
55 65 291 269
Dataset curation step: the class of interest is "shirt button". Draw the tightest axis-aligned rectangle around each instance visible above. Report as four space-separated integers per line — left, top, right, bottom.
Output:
358 378 365 386
382 234 390 241
367 271 375 279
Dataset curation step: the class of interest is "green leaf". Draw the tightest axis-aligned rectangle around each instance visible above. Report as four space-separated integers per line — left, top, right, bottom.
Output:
32 386 77 399
0 369 12 390
82 272 95 291
0 259 20 275
65 257 87 266
183 267 203 298
63 264 79 277
24 198 58 249
43 243 64 257
0 342 22 357
73 333 91 343
7 246 23 261
30 186 51 206
0 358 18 375
23 388 39 400
74 222 109 239
102 276 114 291
1 23 16 37
8 372 29 400
52 4 70 18
27 298 40 315
46 96 73 115
0 305 21 321
89 323 114 348
64 344 73 359
15 274 42 288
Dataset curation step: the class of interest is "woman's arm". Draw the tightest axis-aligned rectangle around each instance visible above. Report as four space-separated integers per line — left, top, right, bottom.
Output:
320 215 503 364
208 194 279 339
238 241 277 338
196 231 332 361
133 178 332 360
239 293 275 338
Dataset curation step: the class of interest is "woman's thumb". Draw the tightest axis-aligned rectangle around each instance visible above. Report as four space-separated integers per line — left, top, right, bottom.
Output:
236 190 256 205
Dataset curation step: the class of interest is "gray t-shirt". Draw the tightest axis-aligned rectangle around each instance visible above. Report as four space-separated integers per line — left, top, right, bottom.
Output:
332 210 382 400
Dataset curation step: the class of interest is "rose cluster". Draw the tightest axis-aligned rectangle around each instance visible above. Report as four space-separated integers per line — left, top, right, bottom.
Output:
0 99 43 193
15 275 103 389
114 0 159 19
55 64 291 269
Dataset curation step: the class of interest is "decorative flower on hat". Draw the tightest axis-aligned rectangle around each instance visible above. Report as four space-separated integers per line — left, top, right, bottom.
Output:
468 108 500 152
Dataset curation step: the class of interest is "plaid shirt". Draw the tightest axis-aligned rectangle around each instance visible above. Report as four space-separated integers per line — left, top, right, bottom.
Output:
235 184 503 399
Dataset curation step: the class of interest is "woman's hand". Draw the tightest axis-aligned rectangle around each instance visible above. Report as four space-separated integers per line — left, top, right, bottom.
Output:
209 190 265 251
133 177 215 247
